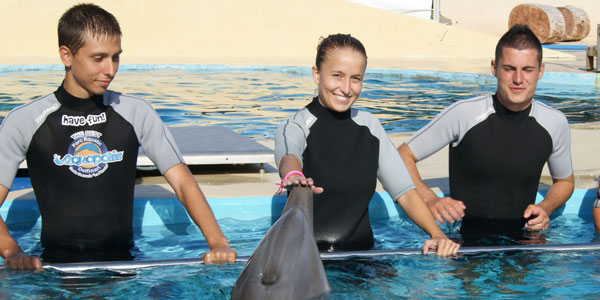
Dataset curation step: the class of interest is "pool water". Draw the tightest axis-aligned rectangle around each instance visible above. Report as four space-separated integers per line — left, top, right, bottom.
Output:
1 66 599 139
2 214 599 299
5 251 599 299
2 66 600 298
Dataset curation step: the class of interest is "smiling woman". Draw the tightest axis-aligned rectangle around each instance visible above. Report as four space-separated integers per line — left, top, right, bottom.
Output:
311 34 367 113
275 33 460 256
312 47 366 112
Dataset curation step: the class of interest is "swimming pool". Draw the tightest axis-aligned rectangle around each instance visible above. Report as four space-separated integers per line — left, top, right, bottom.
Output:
1 65 599 139
1 188 599 299
2 65 600 298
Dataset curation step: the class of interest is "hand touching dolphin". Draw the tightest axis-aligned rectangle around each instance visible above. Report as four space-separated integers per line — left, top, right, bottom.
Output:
231 186 330 299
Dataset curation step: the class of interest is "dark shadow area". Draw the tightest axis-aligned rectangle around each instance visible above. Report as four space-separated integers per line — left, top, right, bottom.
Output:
15 169 30 178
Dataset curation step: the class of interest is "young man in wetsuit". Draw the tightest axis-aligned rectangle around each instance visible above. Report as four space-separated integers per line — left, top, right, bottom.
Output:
398 24 574 244
0 3 236 270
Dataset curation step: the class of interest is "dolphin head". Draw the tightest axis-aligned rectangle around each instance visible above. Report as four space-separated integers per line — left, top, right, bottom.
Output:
231 186 330 299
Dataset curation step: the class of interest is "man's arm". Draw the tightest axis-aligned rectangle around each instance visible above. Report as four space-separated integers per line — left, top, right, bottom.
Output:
395 189 459 256
0 185 42 270
524 174 574 230
398 143 465 223
163 163 236 264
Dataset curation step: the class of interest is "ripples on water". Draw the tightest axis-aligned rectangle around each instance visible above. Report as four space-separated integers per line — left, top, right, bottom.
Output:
3 215 599 299
0 67 598 139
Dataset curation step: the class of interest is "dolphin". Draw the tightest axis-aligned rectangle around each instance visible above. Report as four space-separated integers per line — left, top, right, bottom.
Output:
230 186 330 299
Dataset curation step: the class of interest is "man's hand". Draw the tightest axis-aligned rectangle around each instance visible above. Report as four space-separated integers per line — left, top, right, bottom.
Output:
523 204 550 231
427 197 466 224
422 236 460 256
4 252 42 271
202 246 237 264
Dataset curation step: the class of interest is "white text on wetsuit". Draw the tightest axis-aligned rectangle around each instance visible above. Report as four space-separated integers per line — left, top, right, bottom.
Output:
62 112 107 126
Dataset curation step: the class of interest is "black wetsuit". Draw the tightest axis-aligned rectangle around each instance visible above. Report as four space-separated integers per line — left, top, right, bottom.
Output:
0 86 184 262
276 97 415 251
406 94 572 243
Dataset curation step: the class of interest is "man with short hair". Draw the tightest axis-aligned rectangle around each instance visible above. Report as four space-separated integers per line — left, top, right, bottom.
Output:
398 24 574 244
0 3 236 270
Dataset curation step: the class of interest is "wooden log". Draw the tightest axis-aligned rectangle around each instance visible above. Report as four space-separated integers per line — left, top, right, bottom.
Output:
509 4 565 44
557 5 590 41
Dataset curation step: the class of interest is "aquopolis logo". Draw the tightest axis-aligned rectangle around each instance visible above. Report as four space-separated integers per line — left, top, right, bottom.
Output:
53 130 124 178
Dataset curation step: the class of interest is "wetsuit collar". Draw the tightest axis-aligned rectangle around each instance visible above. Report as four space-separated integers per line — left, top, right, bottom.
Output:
308 96 351 124
54 84 106 111
492 94 532 123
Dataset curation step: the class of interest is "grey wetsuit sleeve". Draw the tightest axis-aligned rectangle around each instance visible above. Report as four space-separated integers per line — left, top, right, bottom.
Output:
106 92 184 174
0 94 60 189
274 108 314 169
352 110 415 200
531 101 573 179
406 95 493 161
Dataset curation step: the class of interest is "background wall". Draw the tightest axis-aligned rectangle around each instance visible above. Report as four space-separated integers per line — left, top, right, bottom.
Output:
0 0 572 66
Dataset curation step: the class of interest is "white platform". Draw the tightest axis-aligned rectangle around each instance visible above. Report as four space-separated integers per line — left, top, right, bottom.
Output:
18 126 274 170
137 126 274 168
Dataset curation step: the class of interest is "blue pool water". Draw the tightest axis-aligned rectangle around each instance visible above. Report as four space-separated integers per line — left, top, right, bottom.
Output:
1 65 599 139
1 190 599 299
4 249 598 299
2 65 600 298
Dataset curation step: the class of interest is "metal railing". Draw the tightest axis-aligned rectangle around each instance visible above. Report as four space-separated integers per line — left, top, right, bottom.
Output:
10 242 600 273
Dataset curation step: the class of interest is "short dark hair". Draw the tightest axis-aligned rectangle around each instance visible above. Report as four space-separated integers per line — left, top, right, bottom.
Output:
58 3 121 54
315 34 367 69
495 24 542 67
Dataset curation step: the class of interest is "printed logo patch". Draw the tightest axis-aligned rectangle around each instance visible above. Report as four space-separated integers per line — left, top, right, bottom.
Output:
53 130 123 178
62 112 107 126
